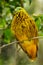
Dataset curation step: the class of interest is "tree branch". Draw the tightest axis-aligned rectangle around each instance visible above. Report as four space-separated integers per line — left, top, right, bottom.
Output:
0 36 43 49
20 0 24 7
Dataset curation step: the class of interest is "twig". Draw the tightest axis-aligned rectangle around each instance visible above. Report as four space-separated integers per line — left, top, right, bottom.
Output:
31 36 43 40
0 40 20 49
0 36 43 49
20 0 24 7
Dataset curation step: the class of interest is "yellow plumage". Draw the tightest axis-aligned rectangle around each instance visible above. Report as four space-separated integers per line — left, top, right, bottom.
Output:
11 7 38 61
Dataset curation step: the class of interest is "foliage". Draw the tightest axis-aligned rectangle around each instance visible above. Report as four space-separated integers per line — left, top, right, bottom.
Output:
33 14 43 35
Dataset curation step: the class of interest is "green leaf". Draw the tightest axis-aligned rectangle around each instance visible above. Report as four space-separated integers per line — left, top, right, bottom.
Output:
3 28 15 44
29 0 32 5
33 14 43 32
0 18 6 28
35 17 41 30
39 14 43 22
38 31 43 36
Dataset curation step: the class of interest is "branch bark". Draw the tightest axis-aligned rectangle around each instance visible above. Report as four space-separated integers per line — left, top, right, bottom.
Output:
20 0 24 7
0 36 43 49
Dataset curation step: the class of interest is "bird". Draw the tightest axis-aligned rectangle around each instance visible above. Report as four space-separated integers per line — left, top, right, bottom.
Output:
11 7 38 61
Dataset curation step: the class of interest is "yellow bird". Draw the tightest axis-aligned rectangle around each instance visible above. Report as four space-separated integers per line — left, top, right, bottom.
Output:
11 7 38 61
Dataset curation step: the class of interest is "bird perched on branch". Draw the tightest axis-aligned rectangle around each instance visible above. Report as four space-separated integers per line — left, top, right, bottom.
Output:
11 7 38 61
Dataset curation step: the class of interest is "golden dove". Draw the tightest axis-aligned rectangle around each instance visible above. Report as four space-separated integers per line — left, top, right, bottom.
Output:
11 7 38 61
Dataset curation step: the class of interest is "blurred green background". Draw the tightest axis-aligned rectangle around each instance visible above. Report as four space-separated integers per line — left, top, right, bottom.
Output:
0 0 43 65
